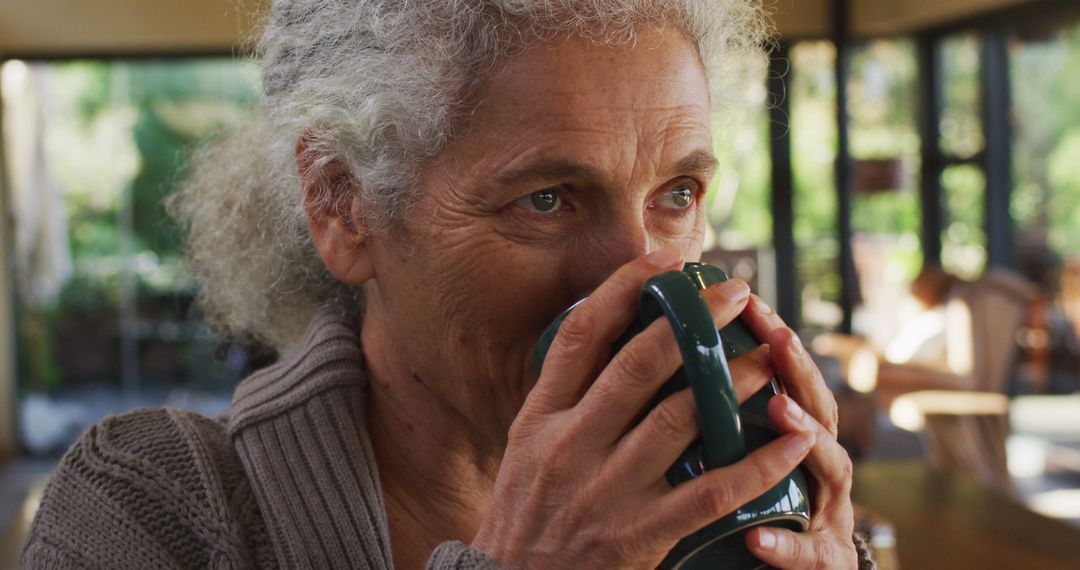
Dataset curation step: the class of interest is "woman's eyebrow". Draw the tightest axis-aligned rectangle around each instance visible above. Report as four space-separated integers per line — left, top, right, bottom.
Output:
493 160 603 188
670 148 719 179
493 148 718 188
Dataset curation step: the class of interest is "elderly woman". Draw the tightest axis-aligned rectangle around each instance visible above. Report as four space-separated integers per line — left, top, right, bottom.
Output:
23 1 871 568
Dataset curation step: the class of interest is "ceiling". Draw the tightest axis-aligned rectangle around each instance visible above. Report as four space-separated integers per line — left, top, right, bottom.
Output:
0 0 1043 57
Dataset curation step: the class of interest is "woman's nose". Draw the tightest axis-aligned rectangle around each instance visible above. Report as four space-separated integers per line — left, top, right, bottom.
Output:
600 218 655 270
567 215 657 295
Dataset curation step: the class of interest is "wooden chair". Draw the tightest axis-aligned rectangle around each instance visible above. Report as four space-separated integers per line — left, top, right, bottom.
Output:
890 390 1013 495
814 269 1037 494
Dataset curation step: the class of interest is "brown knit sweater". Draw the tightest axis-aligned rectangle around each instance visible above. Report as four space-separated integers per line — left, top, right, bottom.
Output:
22 305 875 569
21 306 504 569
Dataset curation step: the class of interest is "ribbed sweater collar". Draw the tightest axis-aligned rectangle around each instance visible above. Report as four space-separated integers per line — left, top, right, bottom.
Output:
227 305 393 569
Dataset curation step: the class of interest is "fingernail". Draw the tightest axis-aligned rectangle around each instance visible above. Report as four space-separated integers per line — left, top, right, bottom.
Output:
754 296 772 314
757 528 777 550
783 431 815 460
646 248 682 268
716 280 750 302
751 344 772 364
789 335 806 356
783 396 806 424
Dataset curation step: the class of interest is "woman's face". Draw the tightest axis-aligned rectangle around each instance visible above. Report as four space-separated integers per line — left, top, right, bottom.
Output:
361 27 715 442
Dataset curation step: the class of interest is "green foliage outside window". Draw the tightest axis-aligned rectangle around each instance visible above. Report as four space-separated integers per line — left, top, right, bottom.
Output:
13 58 260 392
790 41 841 316
848 39 923 284
1013 22 1080 261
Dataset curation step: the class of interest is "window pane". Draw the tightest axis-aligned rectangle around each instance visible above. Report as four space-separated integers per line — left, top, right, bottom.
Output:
1011 21 1080 259
940 33 984 159
705 58 772 299
941 164 987 279
847 39 922 344
708 67 771 250
2 58 261 454
1010 17 1080 386
790 41 841 333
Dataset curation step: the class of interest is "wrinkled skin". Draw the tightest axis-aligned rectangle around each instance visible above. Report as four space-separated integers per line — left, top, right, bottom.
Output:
302 27 856 570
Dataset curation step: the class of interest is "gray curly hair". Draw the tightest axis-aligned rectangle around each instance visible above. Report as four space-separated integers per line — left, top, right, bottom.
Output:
169 0 772 351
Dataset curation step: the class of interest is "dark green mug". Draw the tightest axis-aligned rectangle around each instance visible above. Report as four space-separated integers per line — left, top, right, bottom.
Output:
535 262 811 570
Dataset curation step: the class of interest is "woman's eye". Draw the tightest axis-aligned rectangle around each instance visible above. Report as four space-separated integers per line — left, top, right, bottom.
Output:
514 188 563 214
656 183 696 210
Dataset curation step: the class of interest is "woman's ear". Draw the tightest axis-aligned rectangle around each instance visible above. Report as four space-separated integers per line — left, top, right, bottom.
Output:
296 130 375 285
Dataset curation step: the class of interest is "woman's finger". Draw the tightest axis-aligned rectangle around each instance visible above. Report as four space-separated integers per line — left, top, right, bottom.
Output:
525 249 683 414
574 314 686 439
767 327 840 437
643 428 816 544
768 395 855 515
575 279 753 440
607 388 701 485
741 295 839 437
745 526 857 569
605 346 776 488
745 391 859 570
728 346 775 404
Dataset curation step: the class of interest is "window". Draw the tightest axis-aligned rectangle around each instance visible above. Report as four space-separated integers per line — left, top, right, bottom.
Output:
1009 18 1080 390
2 58 262 454
704 57 773 301
847 39 923 345
939 32 986 278
789 40 842 332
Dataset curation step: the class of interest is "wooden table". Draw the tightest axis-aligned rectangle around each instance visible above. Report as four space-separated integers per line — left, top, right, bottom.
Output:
852 460 1080 569
1012 395 1080 473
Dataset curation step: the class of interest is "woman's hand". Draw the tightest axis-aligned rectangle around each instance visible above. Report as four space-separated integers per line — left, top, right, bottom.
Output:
471 250 831 569
741 296 858 569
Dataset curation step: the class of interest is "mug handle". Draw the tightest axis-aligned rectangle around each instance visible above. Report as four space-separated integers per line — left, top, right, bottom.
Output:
682 262 763 360
640 270 746 469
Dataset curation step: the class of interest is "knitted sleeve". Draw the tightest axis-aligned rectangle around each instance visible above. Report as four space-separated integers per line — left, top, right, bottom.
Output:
428 541 508 569
854 530 878 570
21 408 259 570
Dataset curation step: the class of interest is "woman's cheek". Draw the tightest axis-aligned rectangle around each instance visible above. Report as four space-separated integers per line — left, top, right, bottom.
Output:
647 208 706 251
491 206 580 247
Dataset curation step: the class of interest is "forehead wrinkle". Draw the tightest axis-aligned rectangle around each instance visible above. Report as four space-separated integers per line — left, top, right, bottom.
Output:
429 39 712 204
477 122 628 185
484 114 712 196
513 101 707 132
629 114 713 181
